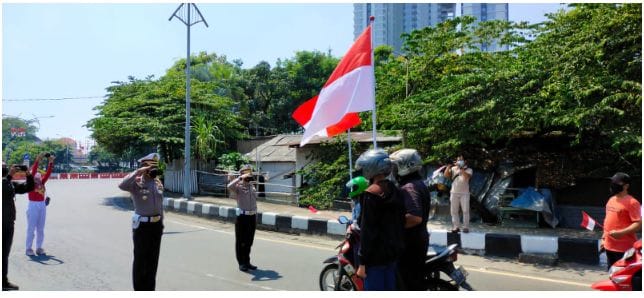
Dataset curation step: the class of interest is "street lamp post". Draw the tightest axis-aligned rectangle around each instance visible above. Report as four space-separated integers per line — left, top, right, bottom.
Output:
169 3 209 200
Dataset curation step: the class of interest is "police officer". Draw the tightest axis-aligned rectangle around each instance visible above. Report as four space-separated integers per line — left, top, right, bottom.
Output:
118 153 164 291
3 162 35 291
227 164 258 272
390 149 431 291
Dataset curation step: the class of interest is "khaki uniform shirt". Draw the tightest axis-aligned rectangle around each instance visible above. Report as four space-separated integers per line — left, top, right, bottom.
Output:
227 177 257 212
119 171 164 217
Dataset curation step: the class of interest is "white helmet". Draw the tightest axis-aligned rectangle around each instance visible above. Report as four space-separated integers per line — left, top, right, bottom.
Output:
390 148 423 177
355 149 392 180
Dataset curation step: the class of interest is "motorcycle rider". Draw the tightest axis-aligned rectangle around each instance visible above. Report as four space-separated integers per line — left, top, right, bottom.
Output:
354 149 405 291
390 149 431 291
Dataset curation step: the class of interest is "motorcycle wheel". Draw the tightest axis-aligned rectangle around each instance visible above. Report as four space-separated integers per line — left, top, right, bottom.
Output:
319 264 340 291
427 279 458 291
319 264 357 291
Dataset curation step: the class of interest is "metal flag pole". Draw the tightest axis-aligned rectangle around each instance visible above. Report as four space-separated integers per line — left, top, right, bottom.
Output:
347 129 353 180
369 16 377 149
169 3 209 200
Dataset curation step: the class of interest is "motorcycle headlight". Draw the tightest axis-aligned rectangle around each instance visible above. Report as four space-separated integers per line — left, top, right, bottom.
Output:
611 275 628 284
608 265 625 276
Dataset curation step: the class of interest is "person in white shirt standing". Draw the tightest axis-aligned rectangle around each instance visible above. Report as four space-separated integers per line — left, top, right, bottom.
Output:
444 155 473 233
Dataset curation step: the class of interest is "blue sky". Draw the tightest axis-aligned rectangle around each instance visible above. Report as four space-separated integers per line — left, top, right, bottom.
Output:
2 2 564 144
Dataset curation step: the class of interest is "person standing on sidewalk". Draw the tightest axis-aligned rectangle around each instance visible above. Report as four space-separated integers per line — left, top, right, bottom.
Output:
118 153 165 291
354 149 405 291
227 164 258 272
444 155 473 233
390 149 431 290
600 172 642 269
25 153 54 256
3 162 34 291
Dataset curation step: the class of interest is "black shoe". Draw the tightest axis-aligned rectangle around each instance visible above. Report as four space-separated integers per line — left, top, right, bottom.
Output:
2 281 19 291
246 264 257 270
239 264 249 272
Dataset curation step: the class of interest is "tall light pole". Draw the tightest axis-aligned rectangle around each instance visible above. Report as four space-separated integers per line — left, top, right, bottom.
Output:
169 3 209 199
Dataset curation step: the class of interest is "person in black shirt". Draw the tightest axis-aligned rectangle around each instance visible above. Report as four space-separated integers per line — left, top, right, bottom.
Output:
354 149 405 291
2 163 35 291
390 149 431 291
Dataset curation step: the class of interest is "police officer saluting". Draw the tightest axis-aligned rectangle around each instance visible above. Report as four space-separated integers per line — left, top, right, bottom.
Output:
227 164 258 272
118 153 164 291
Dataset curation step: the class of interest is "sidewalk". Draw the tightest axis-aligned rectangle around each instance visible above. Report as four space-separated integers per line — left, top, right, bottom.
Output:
163 192 605 267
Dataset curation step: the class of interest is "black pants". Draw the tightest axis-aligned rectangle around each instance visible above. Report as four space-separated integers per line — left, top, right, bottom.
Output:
399 234 428 291
235 215 256 266
2 220 14 285
606 249 624 270
132 221 163 291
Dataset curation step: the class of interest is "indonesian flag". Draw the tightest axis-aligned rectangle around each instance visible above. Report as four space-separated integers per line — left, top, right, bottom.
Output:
293 25 375 146
581 211 602 231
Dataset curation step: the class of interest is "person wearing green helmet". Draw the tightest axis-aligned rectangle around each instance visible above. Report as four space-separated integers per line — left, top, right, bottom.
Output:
346 176 368 224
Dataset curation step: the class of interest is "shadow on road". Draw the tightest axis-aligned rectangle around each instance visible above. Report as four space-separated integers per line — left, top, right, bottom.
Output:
246 268 283 281
27 254 64 265
163 230 205 235
102 196 133 212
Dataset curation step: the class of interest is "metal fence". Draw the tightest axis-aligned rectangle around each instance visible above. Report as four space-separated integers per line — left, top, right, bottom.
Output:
196 170 299 205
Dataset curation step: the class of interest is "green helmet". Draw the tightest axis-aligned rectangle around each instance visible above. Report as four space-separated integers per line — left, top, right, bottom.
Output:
346 176 368 198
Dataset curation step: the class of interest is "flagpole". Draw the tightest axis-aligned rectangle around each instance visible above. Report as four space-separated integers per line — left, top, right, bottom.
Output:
369 16 377 149
347 129 353 180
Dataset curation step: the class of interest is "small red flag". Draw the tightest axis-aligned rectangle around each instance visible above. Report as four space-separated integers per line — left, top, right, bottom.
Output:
580 211 602 231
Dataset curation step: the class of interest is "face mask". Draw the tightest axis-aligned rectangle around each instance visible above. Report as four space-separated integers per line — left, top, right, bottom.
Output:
457 160 465 167
610 183 624 195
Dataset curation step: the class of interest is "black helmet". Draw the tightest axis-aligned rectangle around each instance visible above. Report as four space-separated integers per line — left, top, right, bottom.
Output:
355 149 392 180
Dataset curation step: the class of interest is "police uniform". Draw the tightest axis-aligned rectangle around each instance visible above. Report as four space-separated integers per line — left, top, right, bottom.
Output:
227 165 258 272
118 153 164 291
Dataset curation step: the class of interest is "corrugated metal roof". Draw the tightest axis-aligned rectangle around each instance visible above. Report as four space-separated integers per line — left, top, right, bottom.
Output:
245 132 403 162
284 131 402 147
246 135 299 162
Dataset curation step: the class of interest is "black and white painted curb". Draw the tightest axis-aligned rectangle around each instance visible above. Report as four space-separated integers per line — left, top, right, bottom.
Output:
164 198 605 266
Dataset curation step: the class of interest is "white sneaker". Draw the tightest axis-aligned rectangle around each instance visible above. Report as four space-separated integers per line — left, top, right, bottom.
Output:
36 248 46 255
26 249 35 256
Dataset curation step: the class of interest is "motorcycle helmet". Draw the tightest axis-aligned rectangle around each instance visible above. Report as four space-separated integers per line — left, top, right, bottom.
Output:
346 176 368 198
355 149 392 180
390 148 423 177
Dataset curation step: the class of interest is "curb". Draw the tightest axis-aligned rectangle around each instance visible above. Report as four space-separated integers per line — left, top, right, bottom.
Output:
164 198 602 266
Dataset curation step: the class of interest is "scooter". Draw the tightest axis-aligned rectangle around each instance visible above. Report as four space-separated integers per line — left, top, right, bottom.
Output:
592 240 642 291
319 216 363 291
319 216 474 291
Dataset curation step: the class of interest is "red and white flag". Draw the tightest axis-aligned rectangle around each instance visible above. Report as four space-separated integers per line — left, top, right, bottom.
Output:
580 211 602 231
293 25 374 146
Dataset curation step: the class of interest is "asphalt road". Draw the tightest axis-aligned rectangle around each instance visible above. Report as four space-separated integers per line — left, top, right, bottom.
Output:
6 179 607 291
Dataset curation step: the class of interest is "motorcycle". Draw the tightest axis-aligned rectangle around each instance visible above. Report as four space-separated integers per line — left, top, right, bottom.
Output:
319 215 363 291
319 215 474 291
592 239 642 291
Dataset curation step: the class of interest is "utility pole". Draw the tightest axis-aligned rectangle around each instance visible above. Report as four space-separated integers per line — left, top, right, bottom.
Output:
169 3 209 200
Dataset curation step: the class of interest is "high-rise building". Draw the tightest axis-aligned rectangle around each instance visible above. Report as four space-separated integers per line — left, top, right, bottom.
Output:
461 3 509 52
354 3 456 53
354 3 509 53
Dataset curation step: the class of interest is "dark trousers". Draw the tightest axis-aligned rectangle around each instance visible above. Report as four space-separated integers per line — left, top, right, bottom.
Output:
606 249 624 270
235 215 256 266
2 220 14 285
399 235 429 291
132 221 163 291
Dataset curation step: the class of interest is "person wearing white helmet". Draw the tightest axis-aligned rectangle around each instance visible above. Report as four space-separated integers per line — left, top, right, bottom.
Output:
390 149 430 290
227 164 258 272
354 149 405 291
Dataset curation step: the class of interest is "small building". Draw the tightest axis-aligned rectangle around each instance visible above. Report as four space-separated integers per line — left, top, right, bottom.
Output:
244 132 403 204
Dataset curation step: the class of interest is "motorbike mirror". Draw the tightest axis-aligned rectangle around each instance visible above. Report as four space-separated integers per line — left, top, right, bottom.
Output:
338 215 350 224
